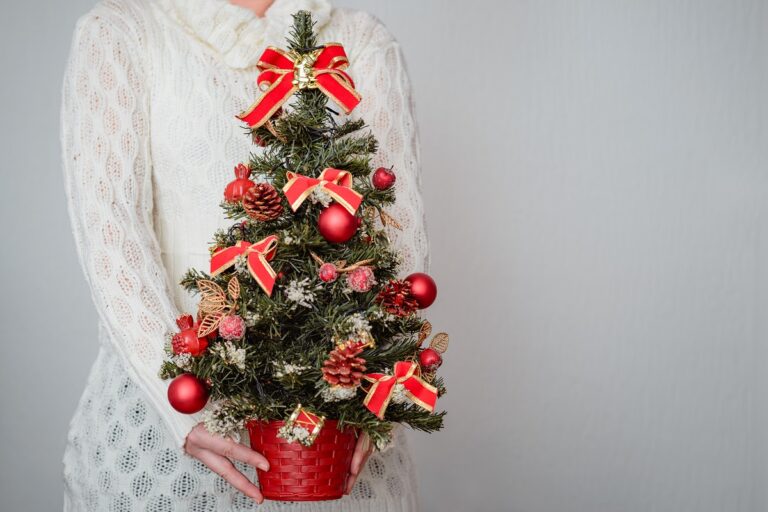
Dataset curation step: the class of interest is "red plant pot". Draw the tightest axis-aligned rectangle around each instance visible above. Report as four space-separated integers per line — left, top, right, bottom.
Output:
246 419 358 501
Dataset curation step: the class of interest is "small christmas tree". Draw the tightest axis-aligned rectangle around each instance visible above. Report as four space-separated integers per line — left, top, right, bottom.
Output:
160 11 449 485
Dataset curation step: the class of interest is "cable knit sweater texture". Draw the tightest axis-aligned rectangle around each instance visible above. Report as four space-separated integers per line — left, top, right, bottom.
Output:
60 0 428 510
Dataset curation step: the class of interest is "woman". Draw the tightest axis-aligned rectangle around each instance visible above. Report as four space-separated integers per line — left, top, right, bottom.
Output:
60 0 429 510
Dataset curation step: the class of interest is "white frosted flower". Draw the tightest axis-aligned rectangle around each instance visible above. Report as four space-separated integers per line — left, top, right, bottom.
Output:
234 254 249 276
321 385 358 402
371 307 397 324
309 188 332 207
172 353 193 370
213 341 246 371
346 313 371 336
284 278 317 308
273 361 311 378
281 230 295 245
277 424 313 446
391 383 409 405
244 311 261 327
201 403 242 439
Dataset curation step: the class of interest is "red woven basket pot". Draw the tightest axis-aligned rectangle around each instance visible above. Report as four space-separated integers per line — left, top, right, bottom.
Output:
246 419 358 501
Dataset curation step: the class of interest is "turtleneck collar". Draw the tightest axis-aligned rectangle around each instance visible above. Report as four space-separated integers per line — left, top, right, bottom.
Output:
158 0 333 69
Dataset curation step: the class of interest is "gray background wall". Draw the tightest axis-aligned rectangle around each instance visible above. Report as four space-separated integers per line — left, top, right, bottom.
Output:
1 0 767 511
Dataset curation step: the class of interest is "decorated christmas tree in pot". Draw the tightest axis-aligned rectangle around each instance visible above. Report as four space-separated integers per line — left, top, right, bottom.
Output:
159 11 449 502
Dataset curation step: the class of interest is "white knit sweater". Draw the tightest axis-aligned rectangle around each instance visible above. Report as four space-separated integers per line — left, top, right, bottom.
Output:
60 0 428 510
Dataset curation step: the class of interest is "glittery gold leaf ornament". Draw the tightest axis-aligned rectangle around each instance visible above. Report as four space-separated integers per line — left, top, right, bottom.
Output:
429 333 449 354
196 277 240 337
418 321 433 344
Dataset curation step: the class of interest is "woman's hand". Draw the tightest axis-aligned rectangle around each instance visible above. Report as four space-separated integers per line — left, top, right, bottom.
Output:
185 423 268 503
345 433 373 495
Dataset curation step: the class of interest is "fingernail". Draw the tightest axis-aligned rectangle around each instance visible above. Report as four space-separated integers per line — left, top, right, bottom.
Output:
258 462 269 471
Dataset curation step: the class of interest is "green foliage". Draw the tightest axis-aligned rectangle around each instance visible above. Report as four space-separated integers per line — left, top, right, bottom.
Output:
161 11 445 445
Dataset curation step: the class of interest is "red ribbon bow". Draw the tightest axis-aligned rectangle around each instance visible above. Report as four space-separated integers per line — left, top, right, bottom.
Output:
210 236 278 296
238 44 362 128
363 361 438 419
282 168 362 215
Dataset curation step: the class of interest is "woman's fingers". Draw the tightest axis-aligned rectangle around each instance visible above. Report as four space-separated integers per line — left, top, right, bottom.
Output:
345 433 373 494
189 424 270 471
350 433 371 475
192 447 264 503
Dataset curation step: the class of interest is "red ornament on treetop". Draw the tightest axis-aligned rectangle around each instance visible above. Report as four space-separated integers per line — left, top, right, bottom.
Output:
224 163 256 202
371 166 396 190
167 373 209 414
405 273 437 309
318 203 359 243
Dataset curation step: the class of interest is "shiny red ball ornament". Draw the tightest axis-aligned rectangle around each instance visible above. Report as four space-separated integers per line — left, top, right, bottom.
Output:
318 203 358 243
419 348 443 372
224 163 256 202
404 272 438 309
371 166 396 190
167 373 209 414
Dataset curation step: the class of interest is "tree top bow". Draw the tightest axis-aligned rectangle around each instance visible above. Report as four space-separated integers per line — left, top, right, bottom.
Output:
237 44 362 128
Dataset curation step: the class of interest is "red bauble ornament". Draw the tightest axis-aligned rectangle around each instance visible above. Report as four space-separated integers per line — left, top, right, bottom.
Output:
167 373 209 414
319 262 339 283
419 348 443 372
318 203 358 243
405 272 437 309
371 166 396 190
224 164 256 202
171 315 208 356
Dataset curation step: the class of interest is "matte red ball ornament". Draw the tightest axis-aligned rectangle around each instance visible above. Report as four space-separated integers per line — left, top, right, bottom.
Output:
419 348 443 372
371 166 396 190
167 373 209 414
318 203 358 243
404 272 437 309
224 163 256 202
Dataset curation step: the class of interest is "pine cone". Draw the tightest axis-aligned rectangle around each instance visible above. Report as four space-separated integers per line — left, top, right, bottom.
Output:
377 280 420 317
322 343 367 387
243 183 283 221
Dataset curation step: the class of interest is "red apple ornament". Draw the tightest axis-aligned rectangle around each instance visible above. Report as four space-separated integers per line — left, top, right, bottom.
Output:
371 166 396 190
171 315 209 356
318 203 359 243
419 348 443 372
167 373 209 414
224 163 255 202
404 272 437 308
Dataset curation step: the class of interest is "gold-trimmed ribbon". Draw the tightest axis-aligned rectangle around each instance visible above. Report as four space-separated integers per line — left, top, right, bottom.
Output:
237 44 362 129
363 361 438 419
210 236 278 296
282 168 362 215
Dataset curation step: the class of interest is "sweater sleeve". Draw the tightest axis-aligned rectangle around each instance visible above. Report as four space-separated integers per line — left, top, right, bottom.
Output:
348 16 430 275
60 8 199 448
